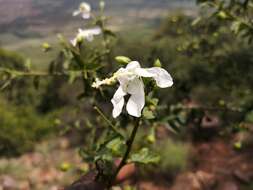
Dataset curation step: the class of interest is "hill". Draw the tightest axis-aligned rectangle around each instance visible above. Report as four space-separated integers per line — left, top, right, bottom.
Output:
0 0 195 34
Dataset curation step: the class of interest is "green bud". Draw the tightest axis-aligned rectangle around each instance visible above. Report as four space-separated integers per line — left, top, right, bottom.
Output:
54 118 62 126
24 59 31 71
100 1 105 10
233 141 242 150
154 59 162 67
77 36 84 43
115 56 131 64
218 100 225 106
146 128 156 144
42 42 51 52
60 162 71 172
217 11 228 19
147 134 155 144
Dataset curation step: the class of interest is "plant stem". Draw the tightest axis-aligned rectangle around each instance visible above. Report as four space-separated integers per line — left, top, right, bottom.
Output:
94 106 125 138
107 118 141 189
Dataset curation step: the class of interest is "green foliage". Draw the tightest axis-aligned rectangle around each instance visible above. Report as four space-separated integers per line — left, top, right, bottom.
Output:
0 97 54 156
129 147 160 164
0 48 26 70
157 139 189 173
197 0 253 43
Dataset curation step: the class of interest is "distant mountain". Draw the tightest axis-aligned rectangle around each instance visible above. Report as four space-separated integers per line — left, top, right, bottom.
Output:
0 0 195 35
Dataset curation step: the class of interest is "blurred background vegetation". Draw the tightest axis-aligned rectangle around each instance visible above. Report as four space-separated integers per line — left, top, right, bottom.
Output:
0 0 253 189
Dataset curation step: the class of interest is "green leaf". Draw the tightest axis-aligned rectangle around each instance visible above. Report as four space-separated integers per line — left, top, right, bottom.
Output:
143 107 155 120
68 71 79 84
245 110 253 123
0 80 11 91
128 148 160 164
106 137 126 157
103 29 116 38
148 98 159 106
191 17 202 26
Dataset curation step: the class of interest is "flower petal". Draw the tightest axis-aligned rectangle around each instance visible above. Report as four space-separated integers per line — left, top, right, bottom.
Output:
80 2 91 12
126 78 145 117
82 13 90 19
73 10 80 16
146 67 173 88
116 68 129 88
126 78 144 95
86 34 94 42
135 68 156 77
126 93 145 117
86 27 102 35
70 38 77 46
126 61 141 70
111 86 126 118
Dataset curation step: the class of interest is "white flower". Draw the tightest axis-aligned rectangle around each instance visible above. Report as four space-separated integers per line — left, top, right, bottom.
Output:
70 27 102 46
73 2 91 19
93 61 173 118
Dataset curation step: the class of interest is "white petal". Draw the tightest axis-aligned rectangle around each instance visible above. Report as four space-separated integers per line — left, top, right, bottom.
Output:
87 27 102 35
126 78 145 117
126 78 144 95
86 34 94 42
135 68 156 77
126 93 145 118
146 67 173 88
116 68 129 87
80 2 91 12
70 38 77 46
82 13 91 19
111 86 126 118
73 10 80 16
126 61 141 70
78 28 84 33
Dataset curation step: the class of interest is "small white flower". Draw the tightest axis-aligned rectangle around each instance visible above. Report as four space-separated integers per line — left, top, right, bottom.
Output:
73 2 91 19
93 61 173 118
70 27 102 46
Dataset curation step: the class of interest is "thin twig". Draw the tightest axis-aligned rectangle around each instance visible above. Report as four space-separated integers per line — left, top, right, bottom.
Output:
93 106 124 138
0 68 95 77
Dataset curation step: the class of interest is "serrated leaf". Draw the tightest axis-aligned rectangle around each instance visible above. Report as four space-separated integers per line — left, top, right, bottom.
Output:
129 148 160 164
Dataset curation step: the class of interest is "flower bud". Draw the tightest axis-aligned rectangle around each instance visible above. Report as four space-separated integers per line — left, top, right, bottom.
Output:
115 56 131 64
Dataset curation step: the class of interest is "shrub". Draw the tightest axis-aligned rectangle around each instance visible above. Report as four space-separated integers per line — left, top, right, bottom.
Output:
0 97 54 156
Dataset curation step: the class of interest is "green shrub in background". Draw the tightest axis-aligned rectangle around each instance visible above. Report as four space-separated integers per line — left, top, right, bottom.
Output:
0 97 54 156
0 48 25 70
139 139 189 179
157 139 189 174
